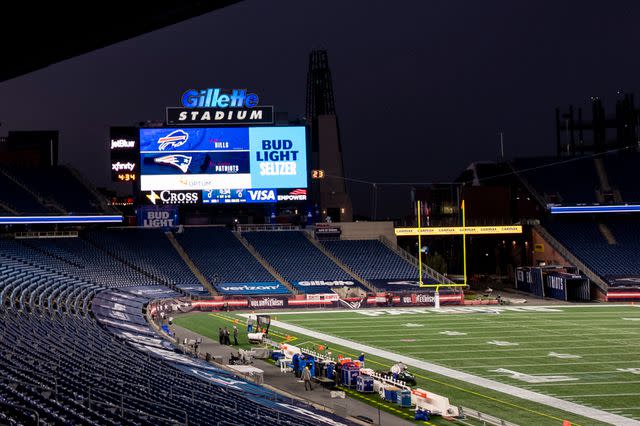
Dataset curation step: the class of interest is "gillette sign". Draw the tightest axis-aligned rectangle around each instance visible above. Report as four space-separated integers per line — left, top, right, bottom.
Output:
167 88 273 125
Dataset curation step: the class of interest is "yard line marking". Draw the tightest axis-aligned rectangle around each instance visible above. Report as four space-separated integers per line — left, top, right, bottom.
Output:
272 318 640 426
490 368 578 383
523 381 640 387
460 360 640 369
548 352 582 359
560 393 640 398
618 368 640 375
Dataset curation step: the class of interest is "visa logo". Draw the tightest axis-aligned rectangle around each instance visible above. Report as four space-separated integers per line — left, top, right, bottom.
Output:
248 189 276 201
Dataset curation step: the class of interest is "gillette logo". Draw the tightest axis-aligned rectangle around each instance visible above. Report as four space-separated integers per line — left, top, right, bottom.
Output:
181 89 259 108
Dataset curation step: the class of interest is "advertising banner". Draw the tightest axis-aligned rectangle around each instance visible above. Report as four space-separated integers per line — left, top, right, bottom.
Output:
139 126 307 192
136 205 179 227
214 282 289 295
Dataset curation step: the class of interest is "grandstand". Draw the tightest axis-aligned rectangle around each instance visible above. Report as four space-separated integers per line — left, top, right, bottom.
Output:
242 230 367 293
175 227 285 294
0 166 109 215
321 239 438 291
510 149 640 301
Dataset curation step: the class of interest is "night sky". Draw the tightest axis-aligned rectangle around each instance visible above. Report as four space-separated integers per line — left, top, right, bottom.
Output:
1 0 639 218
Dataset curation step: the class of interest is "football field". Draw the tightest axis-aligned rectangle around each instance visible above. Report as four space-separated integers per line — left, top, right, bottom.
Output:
272 304 640 425
177 304 640 425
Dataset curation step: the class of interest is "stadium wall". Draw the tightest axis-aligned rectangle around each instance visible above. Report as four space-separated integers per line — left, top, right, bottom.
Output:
328 221 396 242
531 228 570 266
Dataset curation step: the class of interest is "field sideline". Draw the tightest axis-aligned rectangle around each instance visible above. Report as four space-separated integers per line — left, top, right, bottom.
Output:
175 304 640 425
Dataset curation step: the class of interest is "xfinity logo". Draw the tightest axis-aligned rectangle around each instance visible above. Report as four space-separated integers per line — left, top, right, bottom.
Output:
111 162 136 172
146 190 199 205
248 189 276 202
110 139 136 149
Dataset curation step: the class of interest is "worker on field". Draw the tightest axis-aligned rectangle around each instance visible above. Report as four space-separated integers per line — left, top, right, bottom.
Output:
358 352 366 368
302 365 313 391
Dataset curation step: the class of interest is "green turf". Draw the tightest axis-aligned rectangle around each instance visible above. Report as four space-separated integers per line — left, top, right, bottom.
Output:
175 305 640 426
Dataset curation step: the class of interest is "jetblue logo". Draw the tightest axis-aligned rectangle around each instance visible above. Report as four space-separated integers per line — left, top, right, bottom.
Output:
248 189 276 202
181 89 259 108
154 154 192 173
157 129 188 150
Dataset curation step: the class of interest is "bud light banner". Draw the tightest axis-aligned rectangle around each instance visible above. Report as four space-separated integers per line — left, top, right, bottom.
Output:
215 282 290 295
137 205 179 228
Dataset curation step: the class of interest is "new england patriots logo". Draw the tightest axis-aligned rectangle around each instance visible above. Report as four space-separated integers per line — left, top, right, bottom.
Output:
154 154 192 173
157 129 189 150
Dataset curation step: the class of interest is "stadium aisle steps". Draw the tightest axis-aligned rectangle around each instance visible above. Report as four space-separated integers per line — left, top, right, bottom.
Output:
165 231 216 296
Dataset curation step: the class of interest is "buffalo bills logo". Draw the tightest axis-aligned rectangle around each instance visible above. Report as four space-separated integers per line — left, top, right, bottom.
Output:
154 154 192 173
157 129 189 150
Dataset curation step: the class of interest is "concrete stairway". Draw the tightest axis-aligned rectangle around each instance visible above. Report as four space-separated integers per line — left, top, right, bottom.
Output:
233 232 298 294
165 231 217 296
535 224 608 292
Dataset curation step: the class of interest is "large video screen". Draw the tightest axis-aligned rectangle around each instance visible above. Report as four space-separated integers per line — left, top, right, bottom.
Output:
139 126 307 204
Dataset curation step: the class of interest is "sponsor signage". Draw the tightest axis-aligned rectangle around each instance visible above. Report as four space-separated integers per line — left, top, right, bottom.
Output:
248 297 287 308
137 206 179 228
166 88 274 125
144 190 200 205
139 126 307 193
277 188 307 201
110 126 139 182
215 282 289 295
294 280 356 288
314 226 341 234
394 225 523 236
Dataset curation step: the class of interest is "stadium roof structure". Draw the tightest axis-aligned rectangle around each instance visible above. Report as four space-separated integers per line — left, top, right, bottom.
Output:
0 0 241 83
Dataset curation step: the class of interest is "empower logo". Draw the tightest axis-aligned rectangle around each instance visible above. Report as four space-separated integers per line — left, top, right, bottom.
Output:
157 130 188 150
277 188 307 201
154 154 192 173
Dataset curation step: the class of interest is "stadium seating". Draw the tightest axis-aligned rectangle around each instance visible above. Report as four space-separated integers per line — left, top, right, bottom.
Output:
86 229 208 296
0 234 346 425
602 152 640 202
243 231 368 293
322 239 436 291
175 227 277 285
544 220 640 285
0 171 49 213
512 157 599 204
6 166 104 213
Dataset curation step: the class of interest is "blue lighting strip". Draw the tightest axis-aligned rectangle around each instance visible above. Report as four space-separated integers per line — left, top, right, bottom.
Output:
550 205 640 214
0 215 123 224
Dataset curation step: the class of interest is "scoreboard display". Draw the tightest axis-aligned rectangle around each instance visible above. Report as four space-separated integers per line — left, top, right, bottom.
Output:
139 126 308 204
110 127 139 182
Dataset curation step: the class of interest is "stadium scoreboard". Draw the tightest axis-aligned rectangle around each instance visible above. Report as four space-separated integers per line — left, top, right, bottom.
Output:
139 126 308 205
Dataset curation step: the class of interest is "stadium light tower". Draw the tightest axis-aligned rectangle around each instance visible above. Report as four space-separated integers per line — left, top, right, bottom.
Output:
306 50 353 222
